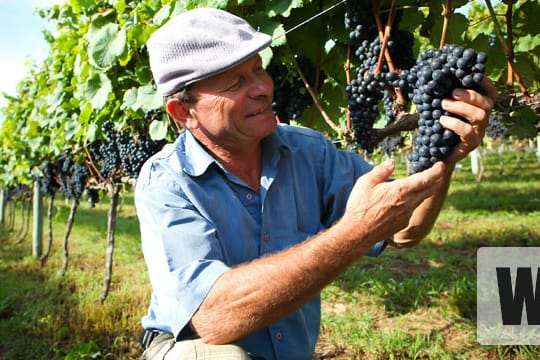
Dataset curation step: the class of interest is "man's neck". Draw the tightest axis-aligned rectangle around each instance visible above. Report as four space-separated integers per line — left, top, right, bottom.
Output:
200 137 263 193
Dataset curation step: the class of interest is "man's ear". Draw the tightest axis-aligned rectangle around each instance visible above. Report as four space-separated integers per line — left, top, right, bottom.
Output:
166 98 195 129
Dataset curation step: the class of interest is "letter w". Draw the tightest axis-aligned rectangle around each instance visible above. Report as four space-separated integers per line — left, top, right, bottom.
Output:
496 267 540 325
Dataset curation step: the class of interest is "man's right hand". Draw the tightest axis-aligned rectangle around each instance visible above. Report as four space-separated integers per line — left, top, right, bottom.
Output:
342 159 445 248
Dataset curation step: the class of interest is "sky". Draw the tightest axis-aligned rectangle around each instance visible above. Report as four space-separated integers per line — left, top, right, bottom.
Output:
0 0 64 111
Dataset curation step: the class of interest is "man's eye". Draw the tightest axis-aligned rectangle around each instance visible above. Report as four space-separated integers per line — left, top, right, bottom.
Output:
226 77 243 91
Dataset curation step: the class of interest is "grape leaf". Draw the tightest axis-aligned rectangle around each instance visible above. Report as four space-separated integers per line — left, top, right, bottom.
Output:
122 85 163 112
87 23 127 70
508 107 538 139
79 73 113 110
149 116 169 141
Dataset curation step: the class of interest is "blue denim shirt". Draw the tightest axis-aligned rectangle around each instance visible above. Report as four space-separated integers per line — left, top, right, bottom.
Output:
135 124 386 360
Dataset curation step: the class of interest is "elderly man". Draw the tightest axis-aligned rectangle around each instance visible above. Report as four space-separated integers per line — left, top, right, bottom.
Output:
135 7 497 360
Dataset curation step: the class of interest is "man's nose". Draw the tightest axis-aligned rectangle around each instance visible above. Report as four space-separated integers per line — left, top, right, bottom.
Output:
248 73 273 98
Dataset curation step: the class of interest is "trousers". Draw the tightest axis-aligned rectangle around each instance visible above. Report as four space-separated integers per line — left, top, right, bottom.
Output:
140 333 252 360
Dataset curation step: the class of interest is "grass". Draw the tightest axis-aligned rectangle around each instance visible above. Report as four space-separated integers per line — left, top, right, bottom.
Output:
1 146 539 359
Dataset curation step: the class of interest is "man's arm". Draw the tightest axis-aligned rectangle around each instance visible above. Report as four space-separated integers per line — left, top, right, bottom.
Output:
191 158 446 344
391 78 498 247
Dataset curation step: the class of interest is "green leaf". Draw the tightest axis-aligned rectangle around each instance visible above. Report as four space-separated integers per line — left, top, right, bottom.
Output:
122 85 163 112
113 0 127 17
399 7 426 33
514 34 540 53
431 12 468 47
149 117 169 141
514 1 540 36
514 53 540 89
63 113 82 143
46 85 65 115
271 24 287 47
69 0 95 14
508 107 538 139
285 3 329 61
87 23 127 70
153 4 172 25
74 53 91 80
469 34 507 82
247 13 286 47
127 23 152 50
259 47 274 68
123 88 138 110
79 73 113 110
267 0 304 18
85 122 99 142
135 64 153 85
79 102 93 126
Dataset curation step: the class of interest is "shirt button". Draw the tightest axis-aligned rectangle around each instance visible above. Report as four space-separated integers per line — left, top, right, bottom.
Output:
246 193 253 200
275 332 283 340
263 234 269 242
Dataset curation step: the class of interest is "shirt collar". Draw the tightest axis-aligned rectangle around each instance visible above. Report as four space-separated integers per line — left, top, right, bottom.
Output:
181 130 221 176
181 125 291 177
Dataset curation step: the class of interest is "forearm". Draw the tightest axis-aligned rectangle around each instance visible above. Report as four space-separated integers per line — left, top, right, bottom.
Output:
191 219 378 344
392 162 455 246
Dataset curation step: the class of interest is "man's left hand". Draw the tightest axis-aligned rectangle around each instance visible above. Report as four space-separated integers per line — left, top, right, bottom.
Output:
439 77 498 165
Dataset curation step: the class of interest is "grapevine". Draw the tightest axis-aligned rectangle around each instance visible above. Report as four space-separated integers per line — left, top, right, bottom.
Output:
344 0 416 154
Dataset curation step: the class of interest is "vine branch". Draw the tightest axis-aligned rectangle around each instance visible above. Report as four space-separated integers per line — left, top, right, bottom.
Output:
344 45 352 134
83 143 106 184
440 0 452 49
292 56 342 135
374 112 419 140
505 0 514 88
371 0 406 105
484 0 530 97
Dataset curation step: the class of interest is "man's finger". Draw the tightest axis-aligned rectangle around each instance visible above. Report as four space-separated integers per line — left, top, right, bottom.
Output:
360 159 395 188
403 161 445 194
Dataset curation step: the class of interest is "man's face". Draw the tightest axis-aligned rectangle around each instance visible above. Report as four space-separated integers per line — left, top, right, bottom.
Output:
187 54 276 149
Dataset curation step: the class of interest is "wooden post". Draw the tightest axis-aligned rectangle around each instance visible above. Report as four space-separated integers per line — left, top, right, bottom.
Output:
32 181 43 259
537 134 540 164
470 148 480 175
0 189 5 225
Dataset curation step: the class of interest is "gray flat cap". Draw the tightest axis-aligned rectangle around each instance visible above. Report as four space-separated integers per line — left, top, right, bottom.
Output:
147 8 272 96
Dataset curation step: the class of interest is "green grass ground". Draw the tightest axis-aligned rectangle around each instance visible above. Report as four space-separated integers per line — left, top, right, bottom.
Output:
1 147 539 359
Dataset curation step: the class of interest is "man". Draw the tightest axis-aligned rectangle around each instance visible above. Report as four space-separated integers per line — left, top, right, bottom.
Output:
135 7 497 360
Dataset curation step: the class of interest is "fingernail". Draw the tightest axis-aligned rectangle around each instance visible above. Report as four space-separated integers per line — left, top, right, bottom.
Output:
439 117 448 126
453 88 465 98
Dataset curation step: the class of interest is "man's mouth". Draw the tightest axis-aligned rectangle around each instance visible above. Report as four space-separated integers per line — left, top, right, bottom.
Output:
248 104 269 117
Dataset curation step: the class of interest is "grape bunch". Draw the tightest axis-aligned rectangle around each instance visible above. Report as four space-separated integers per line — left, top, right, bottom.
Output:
99 121 121 178
38 160 60 196
407 44 487 174
117 132 167 178
86 121 166 180
345 0 375 42
486 113 509 140
344 1 415 154
86 188 100 208
347 71 387 153
267 56 325 124
5 184 31 202
378 134 405 157
55 154 89 201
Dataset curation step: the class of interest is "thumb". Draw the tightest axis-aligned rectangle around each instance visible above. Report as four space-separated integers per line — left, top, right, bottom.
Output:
361 159 395 188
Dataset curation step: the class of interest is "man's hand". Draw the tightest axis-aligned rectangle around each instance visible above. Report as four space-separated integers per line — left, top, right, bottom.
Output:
342 159 445 248
439 77 498 165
